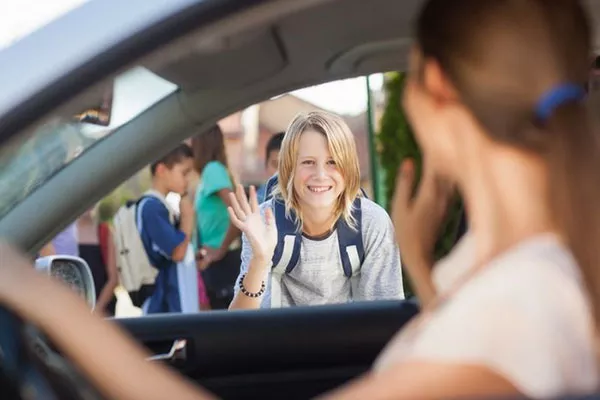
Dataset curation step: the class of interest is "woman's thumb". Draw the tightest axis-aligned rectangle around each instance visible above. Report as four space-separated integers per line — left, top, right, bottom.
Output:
392 159 415 212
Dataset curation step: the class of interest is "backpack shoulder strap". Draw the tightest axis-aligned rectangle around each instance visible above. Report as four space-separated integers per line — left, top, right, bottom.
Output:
135 195 155 233
269 199 302 308
136 194 175 226
336 197 365 279
271 200 302 273
264 173 279 203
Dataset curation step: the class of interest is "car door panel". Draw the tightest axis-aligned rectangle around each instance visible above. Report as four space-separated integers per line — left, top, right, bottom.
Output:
116 300 418 399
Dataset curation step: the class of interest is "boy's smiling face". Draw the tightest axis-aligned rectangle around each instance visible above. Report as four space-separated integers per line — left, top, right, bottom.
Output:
293 129 345 211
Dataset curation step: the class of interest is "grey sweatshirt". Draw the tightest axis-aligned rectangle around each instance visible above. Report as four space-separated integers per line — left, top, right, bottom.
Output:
234 198 405 308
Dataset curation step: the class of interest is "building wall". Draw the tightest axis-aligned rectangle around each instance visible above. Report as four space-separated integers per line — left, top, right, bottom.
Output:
220 95 378 189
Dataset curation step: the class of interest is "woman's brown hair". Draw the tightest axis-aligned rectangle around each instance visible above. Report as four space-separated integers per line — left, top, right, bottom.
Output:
415 1 600 323
190 124 233 180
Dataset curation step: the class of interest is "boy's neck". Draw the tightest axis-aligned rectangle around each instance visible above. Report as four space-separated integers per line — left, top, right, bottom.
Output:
151 180 170 197
301 207 336 236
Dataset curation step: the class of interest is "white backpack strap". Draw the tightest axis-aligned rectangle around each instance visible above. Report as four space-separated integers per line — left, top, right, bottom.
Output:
113 208 133 290
135 196 161 286
143 189 177 224
136 197 152 233
346 245 362 298
270 234 296 308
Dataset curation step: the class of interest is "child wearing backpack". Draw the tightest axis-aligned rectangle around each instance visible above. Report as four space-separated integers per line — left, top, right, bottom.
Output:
134 144 195 314
229 111 404 309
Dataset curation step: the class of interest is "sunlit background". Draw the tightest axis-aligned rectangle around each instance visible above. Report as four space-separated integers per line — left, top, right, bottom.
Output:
0 0 389 317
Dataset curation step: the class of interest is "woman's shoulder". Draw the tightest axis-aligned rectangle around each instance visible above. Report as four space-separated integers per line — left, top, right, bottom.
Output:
447 235 586 315
481 235 582 294
378 235 597 398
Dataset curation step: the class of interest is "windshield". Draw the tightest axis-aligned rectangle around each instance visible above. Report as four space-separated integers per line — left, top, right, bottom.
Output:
0 0 90 50
0 66 177 219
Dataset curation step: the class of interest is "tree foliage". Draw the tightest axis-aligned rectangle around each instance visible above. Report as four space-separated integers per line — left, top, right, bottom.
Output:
376 72 464 297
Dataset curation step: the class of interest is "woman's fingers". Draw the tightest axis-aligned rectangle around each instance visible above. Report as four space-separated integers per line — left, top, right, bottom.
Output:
237 184 252 215
435 178 455 217
413 159 449 221
417 159 440 205
249 185 259 213
392 159 415 218
434 178 454 200
423 171 454 219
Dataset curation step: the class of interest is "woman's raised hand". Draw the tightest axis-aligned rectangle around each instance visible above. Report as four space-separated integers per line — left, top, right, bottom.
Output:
390 159 455 306
391 159 454 267
227 185 278 262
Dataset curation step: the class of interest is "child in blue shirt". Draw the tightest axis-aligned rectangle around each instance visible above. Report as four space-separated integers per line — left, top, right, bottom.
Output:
138 144 195 314
256 132 284 203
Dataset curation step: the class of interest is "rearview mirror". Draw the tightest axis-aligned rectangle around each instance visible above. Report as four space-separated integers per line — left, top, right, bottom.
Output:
72 83 114 126
35 255 96 310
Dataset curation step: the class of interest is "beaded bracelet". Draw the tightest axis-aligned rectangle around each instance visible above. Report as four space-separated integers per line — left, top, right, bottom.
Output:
239 273 266 298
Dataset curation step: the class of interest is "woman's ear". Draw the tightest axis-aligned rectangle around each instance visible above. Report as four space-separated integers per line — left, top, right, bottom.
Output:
422 58 459 106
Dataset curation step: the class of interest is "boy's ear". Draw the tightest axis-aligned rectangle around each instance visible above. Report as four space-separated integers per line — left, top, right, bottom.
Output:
154 162 168 176
184 158 194 173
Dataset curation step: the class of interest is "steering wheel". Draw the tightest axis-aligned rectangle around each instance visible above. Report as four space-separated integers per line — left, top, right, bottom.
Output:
0 304 103 400
0 304 54 399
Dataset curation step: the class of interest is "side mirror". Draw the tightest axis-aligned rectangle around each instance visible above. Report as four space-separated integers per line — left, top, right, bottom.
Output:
34 256 96 310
